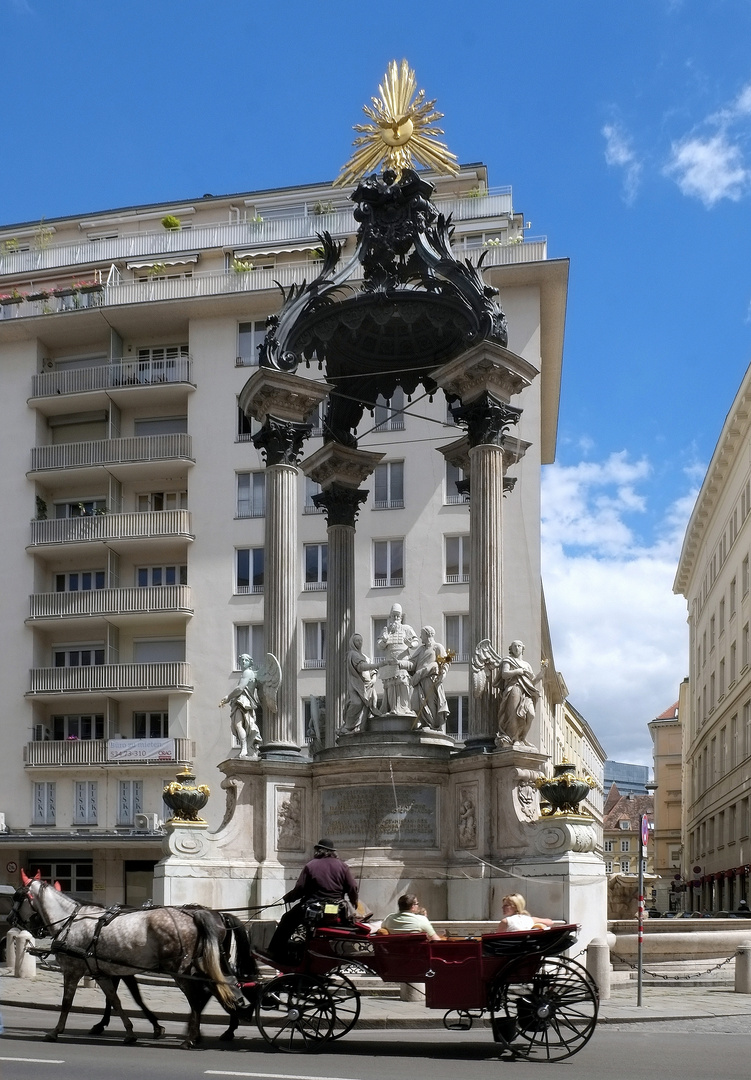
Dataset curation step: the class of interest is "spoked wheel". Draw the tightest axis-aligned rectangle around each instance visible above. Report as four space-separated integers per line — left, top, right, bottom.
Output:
443 1009 483 1031
323 972 361 1039
256 973 335 1053
491 956 599 1061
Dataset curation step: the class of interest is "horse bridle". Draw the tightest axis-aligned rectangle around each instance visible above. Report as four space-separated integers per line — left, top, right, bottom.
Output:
9 878 77 937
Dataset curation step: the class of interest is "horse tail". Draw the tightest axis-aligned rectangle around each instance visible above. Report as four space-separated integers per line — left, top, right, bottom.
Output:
190 909 241 1009
222 913 259 982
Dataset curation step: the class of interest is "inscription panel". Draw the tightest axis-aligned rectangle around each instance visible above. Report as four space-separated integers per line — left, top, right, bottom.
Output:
321 785 438 848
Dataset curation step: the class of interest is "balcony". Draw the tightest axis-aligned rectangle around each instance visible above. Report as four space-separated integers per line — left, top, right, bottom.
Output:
30 357 194 402
0 192 513 280
24 737 195 767
2 237 547 322
28 584 193 623
29 509 193 550
30 433 193 474
28 662 193 696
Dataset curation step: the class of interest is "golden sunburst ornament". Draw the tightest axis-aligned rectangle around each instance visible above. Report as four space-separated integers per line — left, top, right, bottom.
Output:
334 59 459 186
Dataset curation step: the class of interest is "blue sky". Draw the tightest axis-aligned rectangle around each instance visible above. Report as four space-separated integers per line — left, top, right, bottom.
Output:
4 0 751 763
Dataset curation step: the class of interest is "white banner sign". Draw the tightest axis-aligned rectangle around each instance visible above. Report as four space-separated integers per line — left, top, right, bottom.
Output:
107 738 175 762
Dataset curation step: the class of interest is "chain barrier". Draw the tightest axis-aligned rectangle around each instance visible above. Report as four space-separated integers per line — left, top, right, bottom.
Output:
610 950 736 980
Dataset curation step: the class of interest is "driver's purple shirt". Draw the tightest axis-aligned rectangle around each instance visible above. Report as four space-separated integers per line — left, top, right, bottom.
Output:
284 856 359 904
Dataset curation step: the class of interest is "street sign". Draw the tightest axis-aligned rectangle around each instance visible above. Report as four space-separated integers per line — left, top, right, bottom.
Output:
641 814 649 848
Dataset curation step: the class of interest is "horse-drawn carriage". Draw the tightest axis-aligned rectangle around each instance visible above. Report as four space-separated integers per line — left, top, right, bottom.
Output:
9 872 599 1061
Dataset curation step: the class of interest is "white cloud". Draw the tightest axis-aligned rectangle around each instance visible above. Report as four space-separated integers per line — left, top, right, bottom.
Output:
664 133 748 207
602 123 643 203
542 453 698 763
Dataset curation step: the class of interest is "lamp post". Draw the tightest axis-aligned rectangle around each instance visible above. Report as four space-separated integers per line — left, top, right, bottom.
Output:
637 812 650 1006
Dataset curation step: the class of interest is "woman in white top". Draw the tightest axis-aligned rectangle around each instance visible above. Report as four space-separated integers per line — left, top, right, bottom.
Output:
497 893 554 932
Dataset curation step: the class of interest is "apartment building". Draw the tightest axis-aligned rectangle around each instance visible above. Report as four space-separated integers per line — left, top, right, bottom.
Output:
649 696 684 913
675 360 751 912
0 164 571 904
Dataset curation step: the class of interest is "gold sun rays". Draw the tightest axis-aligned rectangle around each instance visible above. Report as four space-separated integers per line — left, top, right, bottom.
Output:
334 59 459 186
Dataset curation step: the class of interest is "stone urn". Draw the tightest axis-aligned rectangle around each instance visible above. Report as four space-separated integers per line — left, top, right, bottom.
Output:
162 765 210 824
535 761 594 816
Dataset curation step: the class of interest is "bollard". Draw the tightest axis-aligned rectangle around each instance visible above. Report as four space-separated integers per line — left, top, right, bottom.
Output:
735 942 751 993
14 929 36 978
399 982 425 1002
586 937 611 1000
5 928 20 971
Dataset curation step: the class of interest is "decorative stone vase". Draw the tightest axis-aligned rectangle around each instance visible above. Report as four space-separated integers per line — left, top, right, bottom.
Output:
162 765 210 824
535 761 594 816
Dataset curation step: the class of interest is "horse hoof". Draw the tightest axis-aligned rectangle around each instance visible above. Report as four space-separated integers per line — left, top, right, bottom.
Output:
219 1031 235 1042
154 1026 166 1039
124 1034 138 1045
44 1033 59 1042
89 1024 106 1036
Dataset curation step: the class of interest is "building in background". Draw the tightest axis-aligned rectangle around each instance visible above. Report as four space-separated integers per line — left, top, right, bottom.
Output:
604 760 650 797
649 695 683 912
0 165 583 904
603 786 654 915
675 361 751 913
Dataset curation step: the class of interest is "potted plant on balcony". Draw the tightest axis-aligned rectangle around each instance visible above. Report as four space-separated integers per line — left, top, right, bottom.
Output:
161 215 181 231
231 257 254 274
0 288 24 306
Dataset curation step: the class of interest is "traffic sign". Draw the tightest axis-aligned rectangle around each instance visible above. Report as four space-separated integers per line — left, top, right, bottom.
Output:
641 814 649 848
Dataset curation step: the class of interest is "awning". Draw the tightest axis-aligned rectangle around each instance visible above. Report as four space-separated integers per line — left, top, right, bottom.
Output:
233 243 322 259
126 254 199 269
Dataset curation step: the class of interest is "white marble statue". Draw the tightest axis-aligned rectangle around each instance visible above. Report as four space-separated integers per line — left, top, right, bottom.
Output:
472 638 548 748
410 625 451 730
340 632 379 735
377 604 419 715
219 652 281 758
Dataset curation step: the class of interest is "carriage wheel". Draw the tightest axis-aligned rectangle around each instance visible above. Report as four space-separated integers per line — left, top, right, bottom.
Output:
256 974 334 1053
323 972 361 1039
443 1009 483 1031
491 956 598 1061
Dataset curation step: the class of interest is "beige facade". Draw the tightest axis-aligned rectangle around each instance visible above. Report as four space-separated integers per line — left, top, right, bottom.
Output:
0 165 588 905
675 361 751 913
648 696 683 912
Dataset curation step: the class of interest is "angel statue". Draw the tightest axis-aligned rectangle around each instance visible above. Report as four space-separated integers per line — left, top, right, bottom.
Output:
472 638 548 749
219 652 281 759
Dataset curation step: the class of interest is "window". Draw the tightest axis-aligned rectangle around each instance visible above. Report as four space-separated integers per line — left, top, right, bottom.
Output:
74 781 98 825
604 840 614 853
373 388 405 431
304 543 327 590
55 570 105 592
303 621 326 668
731 641 737 684
445 614 470 662
605 860 613 874
373 461 404 509
720 598 726 634
744 623 750 669
33 781 56 825
620 859 630 873
618 819 630 830
136 491 187 512
621 839 630 852
445 536 470 583
373 617 388 661
236 624 264 661
237 404 260 441
29 860 92 899
304 477 324 513
444 461 466 504
742 796 750 838
51 714 104 740
237 472 266 517
446 694 469 741
308 399 326 437
133 415 187 436
731 577 737 616
55 498 106 519
373 539 404 587
133 711 169 738
237 548 264 593
134 344 188 383
117 780 144 826
744 556 749 596
710 615 716 649
304 696 326 745
137 565 187 587
237 320 267 367
54 644 105 667
133 639 185 663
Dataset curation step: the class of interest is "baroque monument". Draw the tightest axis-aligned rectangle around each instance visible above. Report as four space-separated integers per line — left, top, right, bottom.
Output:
154 61 604 946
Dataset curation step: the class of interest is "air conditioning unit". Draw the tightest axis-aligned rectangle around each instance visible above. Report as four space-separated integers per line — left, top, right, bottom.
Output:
134 812 159 833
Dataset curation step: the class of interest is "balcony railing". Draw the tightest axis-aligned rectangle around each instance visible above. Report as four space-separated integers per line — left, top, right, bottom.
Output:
31 357 193 399
29 508 193 547
29 584 193 620
30 433 193 472
0 192 513 278
2 237 546 321
28 662 192 694
25 737 195 766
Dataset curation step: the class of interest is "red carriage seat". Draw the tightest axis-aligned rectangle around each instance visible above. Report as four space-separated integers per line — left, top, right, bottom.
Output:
371 932 431 982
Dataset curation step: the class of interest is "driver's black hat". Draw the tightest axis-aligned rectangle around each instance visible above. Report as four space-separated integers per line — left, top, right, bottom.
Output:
315 838 336 852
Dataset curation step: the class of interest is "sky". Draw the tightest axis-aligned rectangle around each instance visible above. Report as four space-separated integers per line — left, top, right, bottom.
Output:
3 0 751 765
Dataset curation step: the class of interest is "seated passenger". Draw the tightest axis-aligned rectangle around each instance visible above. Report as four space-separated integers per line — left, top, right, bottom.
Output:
381 893 441 940
497 893 554 932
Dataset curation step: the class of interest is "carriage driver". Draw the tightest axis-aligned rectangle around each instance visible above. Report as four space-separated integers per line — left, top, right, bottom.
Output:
267 838 359 963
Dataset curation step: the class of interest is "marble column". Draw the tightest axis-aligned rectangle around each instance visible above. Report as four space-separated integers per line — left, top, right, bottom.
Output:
433 342 539 752
301 444 384 747
239 370 331 757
